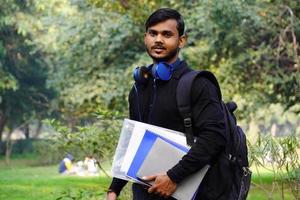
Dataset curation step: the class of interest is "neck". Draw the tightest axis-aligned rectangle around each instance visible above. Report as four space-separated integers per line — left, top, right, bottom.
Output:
153 54 179 65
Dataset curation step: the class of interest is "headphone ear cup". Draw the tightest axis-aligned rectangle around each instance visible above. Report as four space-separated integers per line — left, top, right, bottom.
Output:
151 64 157 79
152 63 173 81
133 66 150 85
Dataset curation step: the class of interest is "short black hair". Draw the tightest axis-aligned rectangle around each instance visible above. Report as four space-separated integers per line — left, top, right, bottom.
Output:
145 8 185 36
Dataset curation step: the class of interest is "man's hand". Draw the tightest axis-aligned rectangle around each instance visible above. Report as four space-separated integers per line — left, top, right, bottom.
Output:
143 174 177 198
106 191 117 200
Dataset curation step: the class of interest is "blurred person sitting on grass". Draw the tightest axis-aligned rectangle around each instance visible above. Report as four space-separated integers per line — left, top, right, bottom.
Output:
58 154 74 174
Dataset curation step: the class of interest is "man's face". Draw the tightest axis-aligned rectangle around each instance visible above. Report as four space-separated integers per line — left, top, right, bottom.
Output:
144 19 186 64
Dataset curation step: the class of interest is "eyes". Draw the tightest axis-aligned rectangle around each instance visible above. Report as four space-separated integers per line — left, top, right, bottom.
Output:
147 30 174 38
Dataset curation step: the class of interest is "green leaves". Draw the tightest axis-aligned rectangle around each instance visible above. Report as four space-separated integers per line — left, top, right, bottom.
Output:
183 0 300 115
55 188 105 200
0 0 56 131
0 69 18 91
45 117 122 176
249 133 300 199
12 0 298 120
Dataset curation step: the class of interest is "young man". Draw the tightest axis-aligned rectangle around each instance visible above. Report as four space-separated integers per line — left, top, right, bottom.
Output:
107 8 230 200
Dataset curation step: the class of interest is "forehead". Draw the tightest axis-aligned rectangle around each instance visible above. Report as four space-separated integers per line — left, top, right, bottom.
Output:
147 19 178 34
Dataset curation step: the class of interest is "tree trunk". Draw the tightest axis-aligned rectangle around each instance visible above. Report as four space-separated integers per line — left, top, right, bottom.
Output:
0 112 6 142
5 131 13 166
34 120 42 138
24 123 30 139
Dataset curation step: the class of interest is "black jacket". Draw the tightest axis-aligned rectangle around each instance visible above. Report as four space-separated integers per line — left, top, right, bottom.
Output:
109 60 231 200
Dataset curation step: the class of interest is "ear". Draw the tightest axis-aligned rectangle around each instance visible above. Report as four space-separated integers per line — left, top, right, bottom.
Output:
144 32 147 45
178 34 187 49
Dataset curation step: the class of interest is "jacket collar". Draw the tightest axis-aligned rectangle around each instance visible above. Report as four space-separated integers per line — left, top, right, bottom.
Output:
173 60 190 80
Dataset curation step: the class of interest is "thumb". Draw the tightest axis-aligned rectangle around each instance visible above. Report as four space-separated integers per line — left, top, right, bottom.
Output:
141 175 157 181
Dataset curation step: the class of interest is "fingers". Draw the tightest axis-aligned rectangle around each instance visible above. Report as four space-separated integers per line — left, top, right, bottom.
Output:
106 191 117 200
148 185 171 198
148 184 157 193
146 174 176 198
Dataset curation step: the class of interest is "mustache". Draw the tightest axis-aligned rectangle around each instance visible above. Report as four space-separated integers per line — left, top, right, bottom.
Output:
151 45 166 49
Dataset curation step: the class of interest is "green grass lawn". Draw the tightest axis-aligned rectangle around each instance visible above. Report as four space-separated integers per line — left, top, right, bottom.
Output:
0 159 298 200
0 164 110 200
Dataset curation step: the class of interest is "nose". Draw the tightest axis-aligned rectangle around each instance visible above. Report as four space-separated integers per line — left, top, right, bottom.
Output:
154 34 163 43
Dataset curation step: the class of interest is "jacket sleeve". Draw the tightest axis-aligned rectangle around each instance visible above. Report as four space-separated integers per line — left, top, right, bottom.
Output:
108 177 128 196
167 77 227 183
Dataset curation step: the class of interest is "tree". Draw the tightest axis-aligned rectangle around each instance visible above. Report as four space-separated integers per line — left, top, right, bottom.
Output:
181 0 299 116
12 0 138 125
0 0 55 165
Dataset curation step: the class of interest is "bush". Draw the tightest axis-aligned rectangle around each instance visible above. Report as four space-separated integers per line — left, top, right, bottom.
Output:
33 139 64 165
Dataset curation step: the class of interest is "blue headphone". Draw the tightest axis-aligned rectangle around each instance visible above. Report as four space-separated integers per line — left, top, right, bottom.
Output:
133 59 181 85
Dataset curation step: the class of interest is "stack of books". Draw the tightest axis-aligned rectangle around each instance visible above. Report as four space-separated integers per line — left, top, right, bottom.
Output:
111 119 209 200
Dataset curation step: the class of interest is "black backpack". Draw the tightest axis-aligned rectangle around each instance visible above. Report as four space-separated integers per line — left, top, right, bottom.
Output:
176 70 252 200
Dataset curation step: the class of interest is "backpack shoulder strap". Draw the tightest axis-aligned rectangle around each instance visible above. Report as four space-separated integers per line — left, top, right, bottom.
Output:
176 70 222 146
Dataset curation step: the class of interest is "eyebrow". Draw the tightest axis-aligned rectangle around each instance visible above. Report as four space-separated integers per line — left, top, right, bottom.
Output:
147 29 175 35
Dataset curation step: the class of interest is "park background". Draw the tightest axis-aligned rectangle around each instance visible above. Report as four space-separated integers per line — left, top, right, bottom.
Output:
0 0 299 199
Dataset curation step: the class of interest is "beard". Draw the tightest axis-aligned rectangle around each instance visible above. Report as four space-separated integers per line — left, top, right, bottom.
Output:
146 46 179 63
